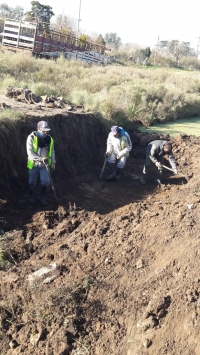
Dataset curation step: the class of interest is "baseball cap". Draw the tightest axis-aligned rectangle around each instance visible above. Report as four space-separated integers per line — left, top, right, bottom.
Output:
110 125 120 136
37 121 51 131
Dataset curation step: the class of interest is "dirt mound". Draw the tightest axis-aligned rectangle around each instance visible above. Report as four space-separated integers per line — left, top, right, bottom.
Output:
0 103 200 355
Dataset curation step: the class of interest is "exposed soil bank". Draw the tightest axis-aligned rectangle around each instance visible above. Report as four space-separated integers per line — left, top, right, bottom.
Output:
0 111 107 199
0 101 200 355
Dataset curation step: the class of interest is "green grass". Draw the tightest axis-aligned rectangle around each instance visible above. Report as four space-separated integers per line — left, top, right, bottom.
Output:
1 45 200 125
138 117 200 137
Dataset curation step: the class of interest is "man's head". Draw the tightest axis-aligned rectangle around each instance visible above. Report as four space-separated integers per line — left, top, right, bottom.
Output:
37 121 51 133
110 125 121 138
164 142 172 153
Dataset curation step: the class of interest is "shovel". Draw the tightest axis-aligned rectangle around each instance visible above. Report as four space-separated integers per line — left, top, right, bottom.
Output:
162 164 189 181
92 157 107 190
44 162 59 201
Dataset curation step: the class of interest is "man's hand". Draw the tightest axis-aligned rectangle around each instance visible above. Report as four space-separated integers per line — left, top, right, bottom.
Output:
173 168 178 175
41 157 48 163
156 162 162 170
105 152 111 158
51 164 55 172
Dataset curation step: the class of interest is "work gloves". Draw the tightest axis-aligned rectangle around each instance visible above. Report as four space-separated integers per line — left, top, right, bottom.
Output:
105 152 111 158
51 164 55 172
117 151 124 159
41 156 48 163
155 162 163 170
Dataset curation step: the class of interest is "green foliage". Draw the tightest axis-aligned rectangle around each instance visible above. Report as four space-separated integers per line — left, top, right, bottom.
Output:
158 40 196 66
128 103 143 120
0 248 7 270
79 34 88 47
105 32 121 50
1 45 200 126
95 34 106 46
145 47 151 58
134 48 147 63
0 3 24 19
148 114 156 126
0 108 25 121
24 1 54 31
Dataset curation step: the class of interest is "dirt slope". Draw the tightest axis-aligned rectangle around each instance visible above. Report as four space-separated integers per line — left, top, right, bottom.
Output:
0 99 200 355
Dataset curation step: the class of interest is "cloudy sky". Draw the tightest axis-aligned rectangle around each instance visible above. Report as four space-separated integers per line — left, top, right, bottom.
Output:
3 0 200 50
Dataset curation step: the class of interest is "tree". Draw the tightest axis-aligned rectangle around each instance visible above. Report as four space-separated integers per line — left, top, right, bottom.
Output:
104 32 121 50
95 34 106 46
0 3 24 20
52 13 76 35
134 48 147 63
159 40 169 49
158 40 195 65
145 47 151 58
168 40 195 65
78 34 88 47
24 1 54 32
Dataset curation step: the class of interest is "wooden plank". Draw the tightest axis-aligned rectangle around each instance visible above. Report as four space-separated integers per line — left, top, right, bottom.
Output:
5 20 36 30
19 35 34 41
4 20 19 26
18 42 34 48
2 39 33 48
20 23 36 30
2 39 17 45
3 33 18 38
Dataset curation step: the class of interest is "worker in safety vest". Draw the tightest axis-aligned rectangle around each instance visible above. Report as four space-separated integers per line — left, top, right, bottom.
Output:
105 125 132 181
140 140 177 185
26 121 56 206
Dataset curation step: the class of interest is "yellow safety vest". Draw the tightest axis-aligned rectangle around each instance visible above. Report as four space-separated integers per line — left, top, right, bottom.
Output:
27 135 54 169
121 136 129 157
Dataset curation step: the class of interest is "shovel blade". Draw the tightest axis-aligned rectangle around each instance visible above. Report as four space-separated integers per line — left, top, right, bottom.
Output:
91 179 104 190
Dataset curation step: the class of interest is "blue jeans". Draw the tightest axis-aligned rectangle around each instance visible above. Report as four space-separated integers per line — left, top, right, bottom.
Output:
28 166 50 186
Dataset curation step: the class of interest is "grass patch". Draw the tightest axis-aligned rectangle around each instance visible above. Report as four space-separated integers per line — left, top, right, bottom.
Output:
1 45 200 125
139 116 200 137
0 248 7 270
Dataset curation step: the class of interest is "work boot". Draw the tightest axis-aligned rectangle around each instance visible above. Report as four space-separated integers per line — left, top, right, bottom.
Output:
140 174 146 185
106 163 116 181
39 184 48 206
154 178 162 185
155 170 162 185
28 184 35 205
115 168 120 181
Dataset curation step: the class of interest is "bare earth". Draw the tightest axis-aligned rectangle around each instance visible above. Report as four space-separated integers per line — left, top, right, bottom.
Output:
0 95 200 355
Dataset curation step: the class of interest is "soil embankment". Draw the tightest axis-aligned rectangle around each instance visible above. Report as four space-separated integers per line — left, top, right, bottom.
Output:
0 98 200 355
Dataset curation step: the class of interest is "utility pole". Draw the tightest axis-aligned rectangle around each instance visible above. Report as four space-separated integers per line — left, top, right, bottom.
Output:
154 35 160 65
77 0 82 36
196 37 200 61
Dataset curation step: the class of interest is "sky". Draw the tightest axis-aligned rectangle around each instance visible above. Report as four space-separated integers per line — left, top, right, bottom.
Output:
3 0 200 50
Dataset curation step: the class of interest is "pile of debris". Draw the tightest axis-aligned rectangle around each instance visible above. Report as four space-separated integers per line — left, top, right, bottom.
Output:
6 86 67 109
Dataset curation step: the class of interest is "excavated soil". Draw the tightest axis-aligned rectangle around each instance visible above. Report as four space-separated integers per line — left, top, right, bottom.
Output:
0 97 200 355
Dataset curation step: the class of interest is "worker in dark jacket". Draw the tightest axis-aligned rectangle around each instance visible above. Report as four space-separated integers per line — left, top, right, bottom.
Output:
140 140 177 185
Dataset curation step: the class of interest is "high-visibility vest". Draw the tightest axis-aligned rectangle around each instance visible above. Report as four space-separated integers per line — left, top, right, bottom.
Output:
27 135 54 169
121 136 129 157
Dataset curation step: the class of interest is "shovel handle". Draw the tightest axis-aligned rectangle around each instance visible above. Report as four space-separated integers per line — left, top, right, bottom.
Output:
44 162 59 200
162 164 187 179
99 157 107 179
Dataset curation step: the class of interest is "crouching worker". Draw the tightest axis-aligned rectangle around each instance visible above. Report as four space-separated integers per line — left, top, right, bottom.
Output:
105 125 132 181
140 140 177 185
26 121 56 206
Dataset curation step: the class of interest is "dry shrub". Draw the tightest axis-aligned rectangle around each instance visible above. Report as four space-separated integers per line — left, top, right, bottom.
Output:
0 45 200 122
